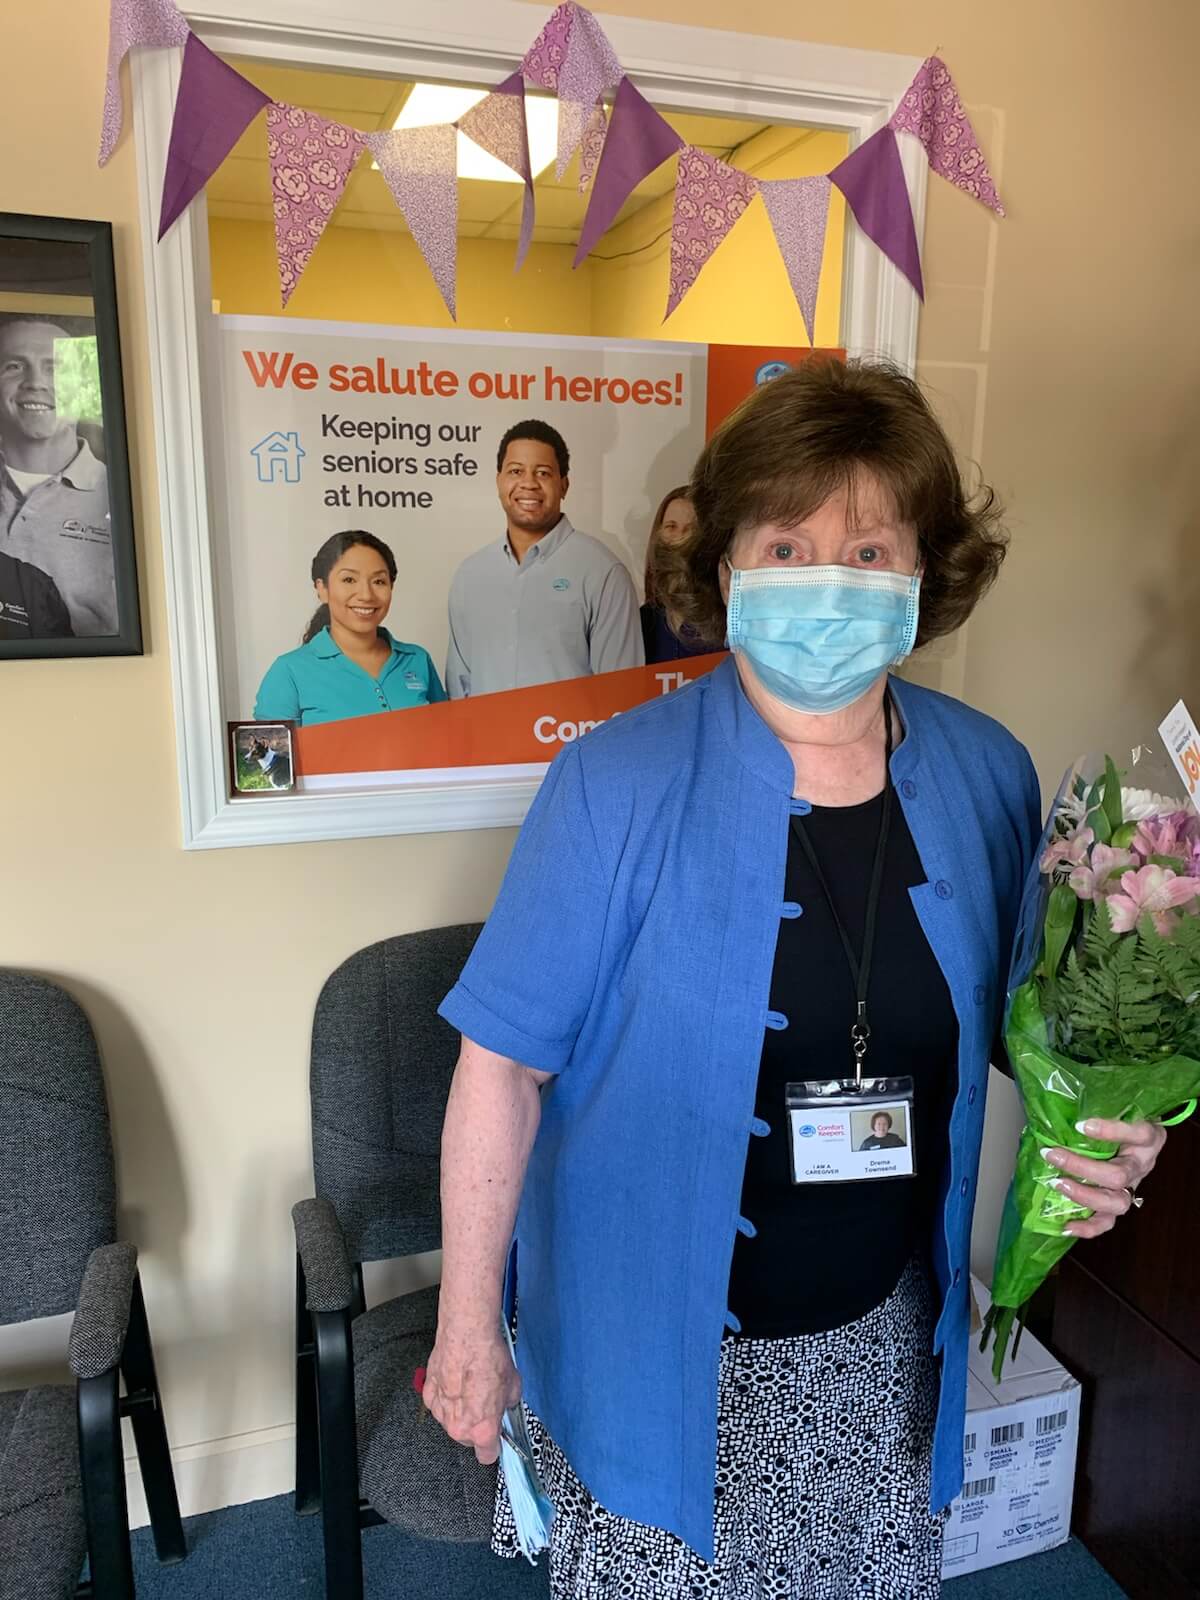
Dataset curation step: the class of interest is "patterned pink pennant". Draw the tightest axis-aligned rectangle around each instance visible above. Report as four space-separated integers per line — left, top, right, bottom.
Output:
760 175 831 344
666 148 759 319
578 100 607 194
555 6 623 178
100 0 190 164
522 3 575 90
365 125 458 319
889 56 1005 216
458 74 536 269
267 103 365 307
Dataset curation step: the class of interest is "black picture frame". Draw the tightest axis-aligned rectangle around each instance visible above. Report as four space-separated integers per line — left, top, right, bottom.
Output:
0 213 142 658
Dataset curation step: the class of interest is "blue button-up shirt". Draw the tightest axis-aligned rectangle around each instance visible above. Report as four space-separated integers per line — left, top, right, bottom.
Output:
439 657 1041 1563
253 626 446 726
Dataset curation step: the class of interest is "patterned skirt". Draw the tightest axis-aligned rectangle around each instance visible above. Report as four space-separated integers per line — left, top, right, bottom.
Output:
493 1259 946 1600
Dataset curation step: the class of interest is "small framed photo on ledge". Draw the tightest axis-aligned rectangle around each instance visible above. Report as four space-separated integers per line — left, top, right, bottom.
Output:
229 721 297 795
0 213 141 659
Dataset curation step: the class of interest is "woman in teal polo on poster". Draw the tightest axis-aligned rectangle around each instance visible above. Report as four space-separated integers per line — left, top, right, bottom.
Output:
254 530 446 726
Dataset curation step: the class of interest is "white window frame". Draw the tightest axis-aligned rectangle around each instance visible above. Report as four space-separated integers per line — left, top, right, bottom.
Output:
131 1 926 849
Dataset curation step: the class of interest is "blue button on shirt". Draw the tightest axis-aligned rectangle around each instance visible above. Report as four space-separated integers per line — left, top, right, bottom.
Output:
253 626 446 726
439 657 1041 1562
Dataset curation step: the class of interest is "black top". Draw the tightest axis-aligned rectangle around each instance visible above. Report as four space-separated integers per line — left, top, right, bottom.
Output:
727 788 959 1337
0 551 72 639
639 602 715 665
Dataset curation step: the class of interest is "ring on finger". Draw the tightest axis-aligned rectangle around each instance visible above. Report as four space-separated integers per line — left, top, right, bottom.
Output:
1124 1186 1145 1210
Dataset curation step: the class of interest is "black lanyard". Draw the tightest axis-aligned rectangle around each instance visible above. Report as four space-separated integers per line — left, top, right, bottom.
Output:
790 693 895 1086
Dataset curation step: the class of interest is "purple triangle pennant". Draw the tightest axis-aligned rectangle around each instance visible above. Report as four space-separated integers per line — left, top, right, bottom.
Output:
365 125 458 319
575 77 683 267
521 3 575 90
267 103 366 308
890 56 1005 216
666 148 759 319
555 6 623 178
158 36 269 240
830 127 924 299
100 0 190 165
458 73 536 270
759 175 831 344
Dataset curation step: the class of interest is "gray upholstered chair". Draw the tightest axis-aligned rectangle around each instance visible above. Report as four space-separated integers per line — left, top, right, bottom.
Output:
0 972 185 1600
292 925 497 1600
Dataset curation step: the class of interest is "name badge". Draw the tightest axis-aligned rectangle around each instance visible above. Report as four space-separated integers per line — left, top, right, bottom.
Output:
786 1076 917 1184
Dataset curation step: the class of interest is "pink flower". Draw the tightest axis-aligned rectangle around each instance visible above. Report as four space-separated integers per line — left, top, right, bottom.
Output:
1107 864 1200 935
275 166 309 202
1132 810 1200 864
1041 825 1094 877
1069 843 1136 901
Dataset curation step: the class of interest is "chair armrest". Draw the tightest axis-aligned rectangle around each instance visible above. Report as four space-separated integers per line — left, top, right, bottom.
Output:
69 1242 138 1380
292 1196 355 1313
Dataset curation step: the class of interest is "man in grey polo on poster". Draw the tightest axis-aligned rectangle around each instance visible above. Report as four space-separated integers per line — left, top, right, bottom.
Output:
445 419 643 698
0 313 117 636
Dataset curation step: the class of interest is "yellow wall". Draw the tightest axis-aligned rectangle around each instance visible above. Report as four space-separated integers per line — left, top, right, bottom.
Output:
211 218 600 334
1 0 1199 1518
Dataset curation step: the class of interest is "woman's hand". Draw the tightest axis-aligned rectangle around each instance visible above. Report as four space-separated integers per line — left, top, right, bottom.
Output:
1041 1117 1168 1239
423 1325 521 1465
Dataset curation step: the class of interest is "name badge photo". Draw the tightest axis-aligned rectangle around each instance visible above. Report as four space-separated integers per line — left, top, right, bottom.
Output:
785 1077 917 1184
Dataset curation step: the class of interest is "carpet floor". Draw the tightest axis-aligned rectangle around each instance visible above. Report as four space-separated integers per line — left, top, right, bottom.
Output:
129 1493 1128 1599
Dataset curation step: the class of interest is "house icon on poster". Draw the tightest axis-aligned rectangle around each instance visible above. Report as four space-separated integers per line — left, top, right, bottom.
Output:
251 430 306 484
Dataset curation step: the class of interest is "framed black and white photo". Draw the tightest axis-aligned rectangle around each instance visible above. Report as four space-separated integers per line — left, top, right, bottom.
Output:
0 213 141 658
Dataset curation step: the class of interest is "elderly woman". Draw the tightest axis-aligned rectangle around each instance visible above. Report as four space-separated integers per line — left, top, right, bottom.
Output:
426 359 1165 1599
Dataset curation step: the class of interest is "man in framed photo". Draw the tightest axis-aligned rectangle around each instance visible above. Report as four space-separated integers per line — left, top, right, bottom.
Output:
0 312 117 636
444 419 643 698
0 547 72 639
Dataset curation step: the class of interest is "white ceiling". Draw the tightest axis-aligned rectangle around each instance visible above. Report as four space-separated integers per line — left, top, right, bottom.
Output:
207 60 779 244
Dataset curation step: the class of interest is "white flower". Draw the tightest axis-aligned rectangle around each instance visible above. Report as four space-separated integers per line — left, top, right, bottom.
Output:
1120 786 1185 821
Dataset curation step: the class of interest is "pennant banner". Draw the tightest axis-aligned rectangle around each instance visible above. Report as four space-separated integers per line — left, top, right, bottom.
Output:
830 126 924 299
521 3 575 89
890 55 1005 216
100 0 190 164
576 77 683 267
365 124 459 319
267 103 366 308
555 5 623 177
105 0 1005 326
760 175 831 344
159 35 270 241
578 100 607 193
457 72 536 270
666 149 760 319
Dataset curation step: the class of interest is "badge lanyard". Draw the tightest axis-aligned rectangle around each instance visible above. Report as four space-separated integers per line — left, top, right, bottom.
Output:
790 692 895 1087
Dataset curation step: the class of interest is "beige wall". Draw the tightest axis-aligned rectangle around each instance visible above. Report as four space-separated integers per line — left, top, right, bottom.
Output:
1 0 1197 1514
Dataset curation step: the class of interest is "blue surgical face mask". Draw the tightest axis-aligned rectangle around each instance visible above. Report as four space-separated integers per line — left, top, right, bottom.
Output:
724 561 922 715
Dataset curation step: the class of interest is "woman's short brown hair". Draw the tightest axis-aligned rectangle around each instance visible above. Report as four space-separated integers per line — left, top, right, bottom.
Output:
656 357 1006 649
643 484 692 605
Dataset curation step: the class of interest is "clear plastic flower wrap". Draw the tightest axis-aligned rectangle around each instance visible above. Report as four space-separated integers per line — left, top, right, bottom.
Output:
980 738 1200 1377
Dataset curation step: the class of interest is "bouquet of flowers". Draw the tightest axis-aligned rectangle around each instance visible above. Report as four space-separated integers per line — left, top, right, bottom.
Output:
980 746 1200 1376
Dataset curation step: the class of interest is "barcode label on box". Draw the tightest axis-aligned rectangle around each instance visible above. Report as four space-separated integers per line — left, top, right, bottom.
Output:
964 1431 976 1453
1036 1410 1069 1436
990 1421 1024 1445
962 1476 996 1499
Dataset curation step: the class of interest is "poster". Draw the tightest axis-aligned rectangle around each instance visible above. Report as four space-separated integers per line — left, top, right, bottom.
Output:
212 317 828 787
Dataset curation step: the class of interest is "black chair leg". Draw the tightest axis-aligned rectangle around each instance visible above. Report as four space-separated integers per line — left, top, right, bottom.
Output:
120 1274 186 1565
295 1255 321 1515
313 1307 363 1600
78 1368 134 1600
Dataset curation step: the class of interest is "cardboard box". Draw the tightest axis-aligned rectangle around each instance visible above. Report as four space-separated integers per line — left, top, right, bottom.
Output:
941 1277 1081 1579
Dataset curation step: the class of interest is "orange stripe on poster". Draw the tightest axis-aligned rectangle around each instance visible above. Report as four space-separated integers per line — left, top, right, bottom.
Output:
294 654 729 776
705 345 844 438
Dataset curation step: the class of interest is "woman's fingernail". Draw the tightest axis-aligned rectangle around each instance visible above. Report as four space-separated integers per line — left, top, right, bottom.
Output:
1075 1119 1096 1136
1054 1179 1072 1194
1040 1146 1061 1165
